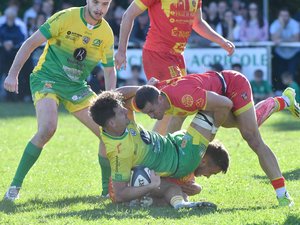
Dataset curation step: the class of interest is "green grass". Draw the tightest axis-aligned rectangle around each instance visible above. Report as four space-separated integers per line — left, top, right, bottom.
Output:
0 102 300 225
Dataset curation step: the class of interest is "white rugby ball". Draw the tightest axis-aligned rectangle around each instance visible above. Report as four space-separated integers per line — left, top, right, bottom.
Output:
130 166 151 187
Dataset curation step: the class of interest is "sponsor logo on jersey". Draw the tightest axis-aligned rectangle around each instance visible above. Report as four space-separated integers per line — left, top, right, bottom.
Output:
181 94 194 107
73 48 87 61
241 92 248 100
130 128 137 136
92 39 102 47
82 36 90 44
65 31 82 41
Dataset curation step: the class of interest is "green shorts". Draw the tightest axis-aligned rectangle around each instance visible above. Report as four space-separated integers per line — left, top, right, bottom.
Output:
30 73 97 112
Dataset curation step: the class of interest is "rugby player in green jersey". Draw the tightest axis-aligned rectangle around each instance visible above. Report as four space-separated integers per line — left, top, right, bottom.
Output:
3 0 115 201
89 91 230 209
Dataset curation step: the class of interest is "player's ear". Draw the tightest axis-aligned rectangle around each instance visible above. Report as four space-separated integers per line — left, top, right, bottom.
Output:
107 118 115 128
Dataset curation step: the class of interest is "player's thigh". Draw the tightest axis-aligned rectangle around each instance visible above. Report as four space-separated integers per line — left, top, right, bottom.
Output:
71 100 100 137
142 49 186 80
236 106 260 136
35 94 59 131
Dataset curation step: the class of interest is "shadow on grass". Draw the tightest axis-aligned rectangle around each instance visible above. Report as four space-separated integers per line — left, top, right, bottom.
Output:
253 168 300 182
264 114 300 131
217 205 276 214
283 215 300 225
0 195 216 220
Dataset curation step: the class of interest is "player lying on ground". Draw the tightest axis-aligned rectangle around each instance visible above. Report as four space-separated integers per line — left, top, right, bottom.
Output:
89 91 230 209
118 70 300 207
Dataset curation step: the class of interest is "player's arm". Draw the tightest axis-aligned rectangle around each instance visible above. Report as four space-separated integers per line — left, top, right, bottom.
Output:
204 91 233 129
115 2 145 70
192 9 235 56
4 30 46 93
112 170 160 203
103 66 117 90
116 86 140 100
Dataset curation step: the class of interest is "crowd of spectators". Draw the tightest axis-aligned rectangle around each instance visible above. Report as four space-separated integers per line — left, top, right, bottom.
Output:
0 0 300 103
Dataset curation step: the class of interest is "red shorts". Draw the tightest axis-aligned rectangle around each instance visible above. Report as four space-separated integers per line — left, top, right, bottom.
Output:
222 70 254 115
142 48 186 81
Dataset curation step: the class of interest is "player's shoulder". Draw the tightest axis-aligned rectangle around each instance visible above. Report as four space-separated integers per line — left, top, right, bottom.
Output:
48 7 80 23
100 18 114 34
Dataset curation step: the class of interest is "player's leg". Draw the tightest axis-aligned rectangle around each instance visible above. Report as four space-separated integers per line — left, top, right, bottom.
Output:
4 97 58 201
235 107 293 206
70 96 110 197
223 87 300 128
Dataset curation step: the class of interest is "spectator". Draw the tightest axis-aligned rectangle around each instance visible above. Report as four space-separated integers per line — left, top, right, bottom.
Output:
23 0 41 27
216 10 240 42
206 1 220 29
0 4 27 38
0 6 26 101
250 69 273 103
231 0 244 25
270 8 300 91
231 63 242 72
125 65 146 86
129 11 149 48
281 71 300 102
239 2 268 42
41 0 54 19
210 62 224 72
108 6 125 46
218 1 228 22
31 13 47 65
88 66 105 94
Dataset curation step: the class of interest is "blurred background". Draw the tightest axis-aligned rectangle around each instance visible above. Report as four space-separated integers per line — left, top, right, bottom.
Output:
0 0 300 104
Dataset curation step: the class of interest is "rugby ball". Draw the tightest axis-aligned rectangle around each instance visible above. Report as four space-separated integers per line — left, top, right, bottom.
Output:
130 166 151 187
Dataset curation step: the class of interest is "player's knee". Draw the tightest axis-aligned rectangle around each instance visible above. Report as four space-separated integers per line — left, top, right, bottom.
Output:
38 123 57 141
240 130 261 151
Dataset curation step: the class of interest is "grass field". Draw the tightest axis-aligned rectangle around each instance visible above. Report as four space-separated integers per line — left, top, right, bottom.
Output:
0 102 300 225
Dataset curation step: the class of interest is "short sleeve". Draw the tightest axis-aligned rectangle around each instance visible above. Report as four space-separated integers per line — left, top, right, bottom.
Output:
39 10 67 39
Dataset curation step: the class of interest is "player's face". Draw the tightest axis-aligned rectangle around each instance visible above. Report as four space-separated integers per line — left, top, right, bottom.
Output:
194 158 222 178
113 104 130 129
86 0 111 22
142 101 165 120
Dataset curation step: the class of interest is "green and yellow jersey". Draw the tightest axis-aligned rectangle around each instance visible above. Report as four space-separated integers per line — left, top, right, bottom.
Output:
102 121 208 182
33 7 114 84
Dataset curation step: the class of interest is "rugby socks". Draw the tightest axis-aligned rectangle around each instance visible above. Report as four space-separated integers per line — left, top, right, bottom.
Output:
274 97 286 111
11 142 42 187
271 177 286 198
98 155 111 196
170 195 185 209
255 97 276 127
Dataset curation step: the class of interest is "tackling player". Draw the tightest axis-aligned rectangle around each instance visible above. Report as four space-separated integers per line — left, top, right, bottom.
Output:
89 91 230 209
3 0 115 201
121 70 300 207
115 0 235 135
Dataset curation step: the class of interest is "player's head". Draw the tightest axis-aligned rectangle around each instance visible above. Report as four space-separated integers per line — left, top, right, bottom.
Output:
90 91 129 130
86 0 112 23
194 141 229 178
135 85 167 120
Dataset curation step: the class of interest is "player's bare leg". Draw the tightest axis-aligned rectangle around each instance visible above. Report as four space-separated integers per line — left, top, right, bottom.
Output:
236 106 293 206
4 98 58 201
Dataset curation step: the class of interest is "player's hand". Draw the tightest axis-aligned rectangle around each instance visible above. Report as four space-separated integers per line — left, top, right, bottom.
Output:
149 170 161 188
115 50 127 70
147 77 159 86
221 40 235 56
181 182 202 196
4 75 18 94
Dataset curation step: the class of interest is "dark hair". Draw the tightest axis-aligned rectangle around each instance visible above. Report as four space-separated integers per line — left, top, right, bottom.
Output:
205 140 229 173
131 65 142 72
246 2 264 28
231 63 242 69
254 69 263 77
281 71 293 79
135 85 160 110
89 91 123 127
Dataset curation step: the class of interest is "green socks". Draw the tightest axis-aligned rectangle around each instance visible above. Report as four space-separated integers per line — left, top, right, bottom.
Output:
11 142 42 187
98 155 111 196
